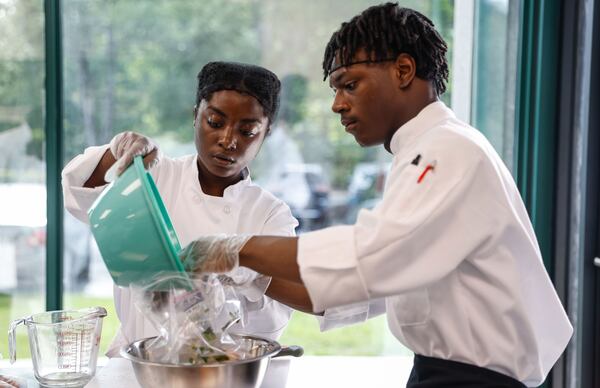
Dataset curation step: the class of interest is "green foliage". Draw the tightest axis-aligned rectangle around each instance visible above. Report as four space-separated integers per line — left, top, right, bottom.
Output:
0 58 44 156
2 0 455 188
25 127 44 160
256 0 455 187
0 0 45 171
25 103 44 159
278 74 309 126
61 0 262 160
280 311 387 356
0 293 21 358
0 122 19 133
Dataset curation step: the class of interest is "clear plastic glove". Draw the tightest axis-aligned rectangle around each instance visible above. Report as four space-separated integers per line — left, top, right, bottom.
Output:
178 235 251 274
218 268 271 303
106 131 160 180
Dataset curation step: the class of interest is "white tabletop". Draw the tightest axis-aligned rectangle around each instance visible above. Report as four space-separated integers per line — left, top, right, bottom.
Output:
85 359 139 387
1 356 412 388
85 357 291 388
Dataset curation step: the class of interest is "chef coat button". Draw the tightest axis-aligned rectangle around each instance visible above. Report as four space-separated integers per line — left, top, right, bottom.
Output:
223 205 231 214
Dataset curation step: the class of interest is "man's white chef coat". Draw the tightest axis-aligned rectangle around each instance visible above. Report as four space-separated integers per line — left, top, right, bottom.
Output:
297 101 573 387
62 149 299 356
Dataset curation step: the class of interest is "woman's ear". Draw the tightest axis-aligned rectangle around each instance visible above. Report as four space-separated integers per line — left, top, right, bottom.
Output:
394 53 416 89
193 105 199 126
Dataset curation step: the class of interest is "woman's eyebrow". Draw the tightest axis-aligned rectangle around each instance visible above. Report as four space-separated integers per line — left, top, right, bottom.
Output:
239 118 261 124
206 105 261 124
206 106 261 123
206 106 226 117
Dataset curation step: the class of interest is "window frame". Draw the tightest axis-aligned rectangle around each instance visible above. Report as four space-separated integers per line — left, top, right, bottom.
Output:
45 0 64 311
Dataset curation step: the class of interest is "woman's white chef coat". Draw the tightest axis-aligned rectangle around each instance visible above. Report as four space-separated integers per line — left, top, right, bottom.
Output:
297 101 573 387
62 149 300 356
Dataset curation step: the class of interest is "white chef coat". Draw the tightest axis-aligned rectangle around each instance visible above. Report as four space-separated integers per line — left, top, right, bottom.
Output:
62 147 299 356
297 101 573 387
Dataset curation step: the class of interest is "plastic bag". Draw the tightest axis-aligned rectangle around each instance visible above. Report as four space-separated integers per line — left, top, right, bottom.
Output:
130 272 246 364
219 267 272 303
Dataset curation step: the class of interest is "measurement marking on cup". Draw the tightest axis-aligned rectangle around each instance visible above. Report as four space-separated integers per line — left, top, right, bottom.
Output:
10 307 106 386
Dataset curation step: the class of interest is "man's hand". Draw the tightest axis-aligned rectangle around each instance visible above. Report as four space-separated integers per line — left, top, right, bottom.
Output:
178 235 251 274
107 131 160 179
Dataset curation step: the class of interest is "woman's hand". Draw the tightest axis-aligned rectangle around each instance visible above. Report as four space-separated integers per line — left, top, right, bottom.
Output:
107 131 160 179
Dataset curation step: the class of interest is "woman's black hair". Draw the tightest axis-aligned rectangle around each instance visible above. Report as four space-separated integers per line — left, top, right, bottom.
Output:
322 2 449 95
196 61 281 124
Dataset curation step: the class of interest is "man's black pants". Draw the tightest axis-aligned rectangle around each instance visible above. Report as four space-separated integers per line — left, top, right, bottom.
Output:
406 355 527 388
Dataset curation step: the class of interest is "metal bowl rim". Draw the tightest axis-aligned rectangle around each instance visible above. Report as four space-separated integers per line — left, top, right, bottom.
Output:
120 334 282 368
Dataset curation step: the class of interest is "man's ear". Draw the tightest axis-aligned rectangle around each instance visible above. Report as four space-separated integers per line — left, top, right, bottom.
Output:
394 53 416 89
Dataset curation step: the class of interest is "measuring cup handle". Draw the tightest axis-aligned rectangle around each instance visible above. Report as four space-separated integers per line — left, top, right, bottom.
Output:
8 318 25 364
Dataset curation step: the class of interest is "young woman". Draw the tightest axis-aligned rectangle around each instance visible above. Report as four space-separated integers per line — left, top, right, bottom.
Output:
62 61 303 356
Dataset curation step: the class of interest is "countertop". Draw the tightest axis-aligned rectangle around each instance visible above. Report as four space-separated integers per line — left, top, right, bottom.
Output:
85 357 291 388
0 356 412 388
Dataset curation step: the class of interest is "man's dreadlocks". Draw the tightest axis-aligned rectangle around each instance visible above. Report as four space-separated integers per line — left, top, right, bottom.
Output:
322 3 449 95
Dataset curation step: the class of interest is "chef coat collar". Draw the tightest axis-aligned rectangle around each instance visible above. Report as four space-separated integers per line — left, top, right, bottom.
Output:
191 157 253 199
223 167 252 198
389 101 455 156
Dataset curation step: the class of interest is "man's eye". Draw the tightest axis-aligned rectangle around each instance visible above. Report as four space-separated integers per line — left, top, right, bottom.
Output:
345 81 357 91
240 128 257 137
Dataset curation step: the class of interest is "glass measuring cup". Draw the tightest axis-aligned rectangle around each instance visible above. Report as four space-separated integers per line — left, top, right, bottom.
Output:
8 306 107 387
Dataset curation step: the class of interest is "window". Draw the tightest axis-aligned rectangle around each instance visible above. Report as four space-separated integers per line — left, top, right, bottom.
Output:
471 0 520 171
0 0 46 359
0 0 520 370
59 0 520 361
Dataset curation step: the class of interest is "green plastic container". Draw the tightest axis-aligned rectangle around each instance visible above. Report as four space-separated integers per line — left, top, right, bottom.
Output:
88 156 191 289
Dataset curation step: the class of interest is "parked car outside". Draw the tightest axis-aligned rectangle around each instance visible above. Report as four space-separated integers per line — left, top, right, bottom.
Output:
261 163 331 232
345 162 391 224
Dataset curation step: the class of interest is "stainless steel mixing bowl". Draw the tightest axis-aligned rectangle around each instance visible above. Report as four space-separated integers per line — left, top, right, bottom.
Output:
121 335 303 388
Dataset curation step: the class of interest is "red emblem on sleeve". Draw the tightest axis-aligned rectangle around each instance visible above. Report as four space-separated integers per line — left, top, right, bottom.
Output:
417 161 437 184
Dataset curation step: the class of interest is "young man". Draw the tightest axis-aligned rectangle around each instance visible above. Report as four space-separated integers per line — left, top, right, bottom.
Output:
141 4 570 387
